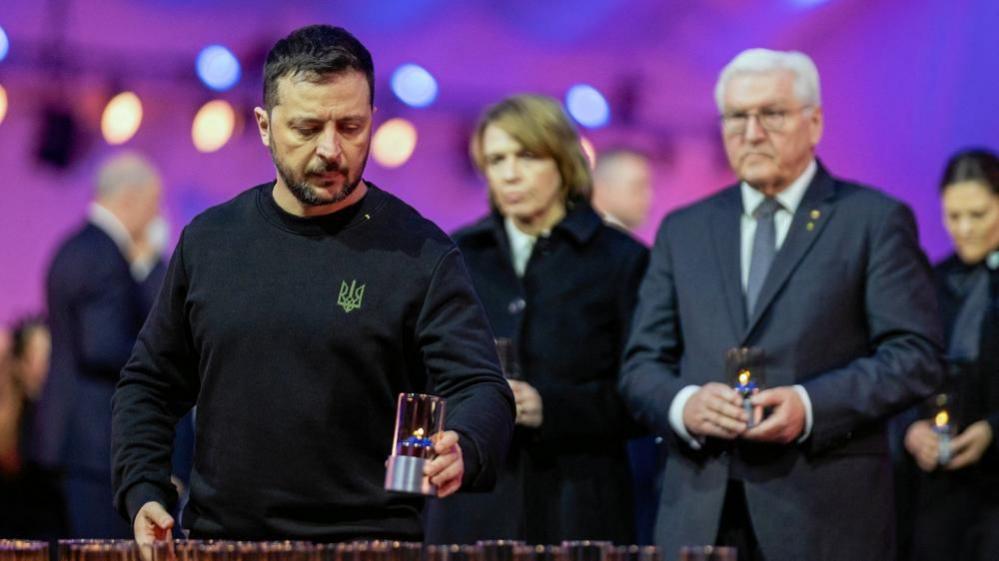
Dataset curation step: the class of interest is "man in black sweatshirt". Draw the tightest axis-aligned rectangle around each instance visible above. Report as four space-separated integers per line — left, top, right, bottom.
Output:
111 25 515 544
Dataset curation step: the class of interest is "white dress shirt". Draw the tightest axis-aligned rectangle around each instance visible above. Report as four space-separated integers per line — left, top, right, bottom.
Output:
88 203 157 282
669 160 817 447
504 216 540 277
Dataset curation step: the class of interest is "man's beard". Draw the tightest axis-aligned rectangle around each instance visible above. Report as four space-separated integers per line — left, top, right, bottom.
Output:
270 141 361 207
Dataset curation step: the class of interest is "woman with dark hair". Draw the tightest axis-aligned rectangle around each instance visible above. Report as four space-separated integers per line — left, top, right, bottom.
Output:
898 149 999 561
424 94 648 544
0 316 67 538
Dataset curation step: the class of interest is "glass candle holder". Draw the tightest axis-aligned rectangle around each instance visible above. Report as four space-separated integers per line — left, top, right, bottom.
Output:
384 393 446 495
677 546 736 561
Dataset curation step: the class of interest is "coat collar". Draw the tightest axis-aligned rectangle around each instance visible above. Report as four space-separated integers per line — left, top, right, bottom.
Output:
460 200 603 247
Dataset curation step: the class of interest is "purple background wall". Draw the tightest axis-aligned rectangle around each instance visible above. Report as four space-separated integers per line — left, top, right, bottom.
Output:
1 0 998 323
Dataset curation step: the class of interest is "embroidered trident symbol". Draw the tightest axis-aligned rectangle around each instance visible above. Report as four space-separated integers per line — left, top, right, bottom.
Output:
338 280 365 313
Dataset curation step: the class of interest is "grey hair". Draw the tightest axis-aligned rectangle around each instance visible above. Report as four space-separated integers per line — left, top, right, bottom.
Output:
95 151 160 200
714 48 821 112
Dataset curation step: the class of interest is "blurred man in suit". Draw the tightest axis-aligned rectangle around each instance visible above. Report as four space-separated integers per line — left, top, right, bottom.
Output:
37 151 166 537
620 48 945 561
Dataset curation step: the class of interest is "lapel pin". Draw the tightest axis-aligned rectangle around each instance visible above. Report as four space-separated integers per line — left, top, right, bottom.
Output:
810 209 821 220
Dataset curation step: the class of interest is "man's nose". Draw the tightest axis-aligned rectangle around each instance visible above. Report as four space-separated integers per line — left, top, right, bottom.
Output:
316 126 342 160
743 114 767 142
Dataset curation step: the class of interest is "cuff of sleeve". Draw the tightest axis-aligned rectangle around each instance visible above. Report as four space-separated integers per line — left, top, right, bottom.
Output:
455 432 486 490
125 482 171 524
793 384 814 443
669 385 703 450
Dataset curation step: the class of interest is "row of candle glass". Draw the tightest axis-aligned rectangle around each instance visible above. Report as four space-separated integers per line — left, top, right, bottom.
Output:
0 541 730 561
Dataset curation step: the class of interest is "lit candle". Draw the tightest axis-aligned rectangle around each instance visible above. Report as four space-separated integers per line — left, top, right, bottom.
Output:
934 410 951 465
736 369 757 428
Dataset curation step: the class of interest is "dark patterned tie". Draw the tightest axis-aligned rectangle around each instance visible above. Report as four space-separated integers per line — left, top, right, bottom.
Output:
746 197 780 316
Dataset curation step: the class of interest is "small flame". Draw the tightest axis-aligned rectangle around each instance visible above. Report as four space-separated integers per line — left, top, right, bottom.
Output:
934 410 949 428
413 427 425 438
738 370 751 385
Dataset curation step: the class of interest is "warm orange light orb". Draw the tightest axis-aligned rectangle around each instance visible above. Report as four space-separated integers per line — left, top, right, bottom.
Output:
372 118 417 168
192 99 235 153
101 91 143 145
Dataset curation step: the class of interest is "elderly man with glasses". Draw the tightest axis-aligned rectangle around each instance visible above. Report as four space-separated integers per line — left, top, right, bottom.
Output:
620 48 945 561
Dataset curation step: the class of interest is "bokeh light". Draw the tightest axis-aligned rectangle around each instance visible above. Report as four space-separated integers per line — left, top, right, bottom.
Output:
565 84 610 129
192 99 235 153
0 26 9 62
390 64 438 108
101 91 143 145
0 84 8 126
196 45 241 92
372 118 418 168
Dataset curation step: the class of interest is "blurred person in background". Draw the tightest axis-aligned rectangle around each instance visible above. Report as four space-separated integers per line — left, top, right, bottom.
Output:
0 316 66 538
424 94 648 544
895 148 999 561
592 148 654 233
592 146 661 544
35 151 171 538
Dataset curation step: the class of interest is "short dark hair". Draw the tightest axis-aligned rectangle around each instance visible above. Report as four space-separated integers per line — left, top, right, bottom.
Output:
940 148 999 195
263 25 374 111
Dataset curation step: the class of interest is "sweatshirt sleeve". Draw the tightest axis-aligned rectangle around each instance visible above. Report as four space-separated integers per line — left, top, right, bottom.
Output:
416 247 515 491
112 229 201 522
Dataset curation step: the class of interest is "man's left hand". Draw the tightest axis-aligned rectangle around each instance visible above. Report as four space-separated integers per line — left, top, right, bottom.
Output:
425 430 464 498
742 386 806 444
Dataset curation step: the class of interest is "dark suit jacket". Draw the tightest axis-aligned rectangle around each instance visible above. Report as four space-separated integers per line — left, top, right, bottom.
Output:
620 164 945 561
424 204 648 544
36 222 160 475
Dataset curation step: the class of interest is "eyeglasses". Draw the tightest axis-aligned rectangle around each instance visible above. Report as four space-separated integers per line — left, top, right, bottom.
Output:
720 106 812 135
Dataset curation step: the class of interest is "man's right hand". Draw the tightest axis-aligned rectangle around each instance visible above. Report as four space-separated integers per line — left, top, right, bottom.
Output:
904 420 940 472
134 501 174 546
683 382 748 439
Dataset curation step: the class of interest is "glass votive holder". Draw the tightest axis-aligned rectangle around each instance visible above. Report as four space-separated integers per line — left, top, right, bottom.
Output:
605 546 660 561
512 546 567 561
0 540 50 561
677 546 736 561
561 541 611 561
425 546 482 561
384 393 446 495
477 541 525 561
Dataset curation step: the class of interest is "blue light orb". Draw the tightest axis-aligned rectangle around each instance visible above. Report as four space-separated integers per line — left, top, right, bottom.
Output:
196 45 241 92
0 26 9 62
565 84 610 129
390 64 438 108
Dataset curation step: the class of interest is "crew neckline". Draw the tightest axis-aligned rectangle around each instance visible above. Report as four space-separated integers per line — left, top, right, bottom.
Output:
256 181 385 236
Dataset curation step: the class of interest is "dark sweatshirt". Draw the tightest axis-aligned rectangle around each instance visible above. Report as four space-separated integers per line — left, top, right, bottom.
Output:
111 182 514 541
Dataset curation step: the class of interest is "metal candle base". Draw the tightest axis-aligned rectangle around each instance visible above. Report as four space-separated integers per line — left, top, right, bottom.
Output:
385 454 436 495
938 432 951 466
743 398 755 429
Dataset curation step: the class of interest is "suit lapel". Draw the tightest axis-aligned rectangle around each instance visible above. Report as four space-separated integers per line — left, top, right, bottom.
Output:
710 187 748 338
744 166 838 339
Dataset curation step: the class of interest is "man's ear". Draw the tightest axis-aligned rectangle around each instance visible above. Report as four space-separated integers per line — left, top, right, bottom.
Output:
253 107 270 147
